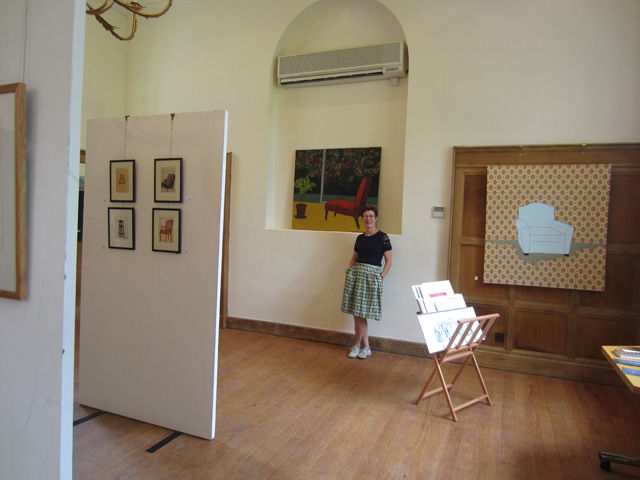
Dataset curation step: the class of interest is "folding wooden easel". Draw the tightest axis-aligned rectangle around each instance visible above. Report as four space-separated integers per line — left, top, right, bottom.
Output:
415 313 499 421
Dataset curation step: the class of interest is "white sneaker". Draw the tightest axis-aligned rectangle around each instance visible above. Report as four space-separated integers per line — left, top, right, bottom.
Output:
348 346 360 358
357 347 371 359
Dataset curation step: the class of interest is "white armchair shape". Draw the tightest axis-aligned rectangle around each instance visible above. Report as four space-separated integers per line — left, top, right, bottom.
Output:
516 202 574 255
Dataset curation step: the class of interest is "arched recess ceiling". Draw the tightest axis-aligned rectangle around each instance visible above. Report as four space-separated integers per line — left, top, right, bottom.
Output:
267 0 408 234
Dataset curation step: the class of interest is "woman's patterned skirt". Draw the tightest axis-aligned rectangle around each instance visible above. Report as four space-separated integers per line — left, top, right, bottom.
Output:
341 262 383 321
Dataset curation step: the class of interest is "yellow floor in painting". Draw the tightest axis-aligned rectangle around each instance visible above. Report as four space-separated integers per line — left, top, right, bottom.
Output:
292 201 366 232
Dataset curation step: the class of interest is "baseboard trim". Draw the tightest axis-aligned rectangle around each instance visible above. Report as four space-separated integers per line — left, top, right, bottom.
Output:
226 317 428 357
225 317 620 386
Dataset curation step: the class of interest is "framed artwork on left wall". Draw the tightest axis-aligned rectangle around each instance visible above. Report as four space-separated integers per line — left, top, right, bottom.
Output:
152 208 181 253
110 159 136 202
154 157 182 203
0 82 27 300
108 208 135 250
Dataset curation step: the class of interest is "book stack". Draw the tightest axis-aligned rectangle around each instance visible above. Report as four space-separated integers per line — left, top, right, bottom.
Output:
614 348 640 360
411 280 478 354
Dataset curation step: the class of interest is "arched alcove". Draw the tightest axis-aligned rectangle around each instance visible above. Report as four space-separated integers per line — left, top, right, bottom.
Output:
267 0 408 234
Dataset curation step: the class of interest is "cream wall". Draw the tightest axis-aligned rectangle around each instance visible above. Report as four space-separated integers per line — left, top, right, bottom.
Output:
80 19 127 148
0 1 84 479
272 0 407 234
83 0 640 345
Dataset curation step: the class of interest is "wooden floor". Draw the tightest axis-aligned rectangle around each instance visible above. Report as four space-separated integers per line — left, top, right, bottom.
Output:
73 329 640 479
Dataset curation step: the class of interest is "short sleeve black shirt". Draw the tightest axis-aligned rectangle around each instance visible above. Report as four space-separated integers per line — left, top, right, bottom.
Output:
354 231 392 266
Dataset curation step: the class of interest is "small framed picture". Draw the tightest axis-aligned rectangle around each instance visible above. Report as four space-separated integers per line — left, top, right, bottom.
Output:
108 207 135 250
154 157 182 203
110 159 135 202
152 208 181 253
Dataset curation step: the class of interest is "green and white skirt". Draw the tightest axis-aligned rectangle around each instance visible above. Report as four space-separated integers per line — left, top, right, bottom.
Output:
341 263 383 321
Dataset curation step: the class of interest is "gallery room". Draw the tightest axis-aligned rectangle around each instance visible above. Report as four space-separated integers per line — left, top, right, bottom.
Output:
1 0 639 478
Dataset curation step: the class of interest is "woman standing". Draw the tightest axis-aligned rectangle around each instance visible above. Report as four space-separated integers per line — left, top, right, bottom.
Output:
341 206 392 359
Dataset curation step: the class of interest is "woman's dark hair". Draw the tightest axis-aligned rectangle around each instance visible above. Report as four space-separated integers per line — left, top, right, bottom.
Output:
361 205 378 217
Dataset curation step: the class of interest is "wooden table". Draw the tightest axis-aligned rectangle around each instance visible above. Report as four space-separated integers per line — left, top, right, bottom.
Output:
599 346 640 471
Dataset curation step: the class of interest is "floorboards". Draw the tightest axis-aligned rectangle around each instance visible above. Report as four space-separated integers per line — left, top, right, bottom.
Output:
73 329 640 479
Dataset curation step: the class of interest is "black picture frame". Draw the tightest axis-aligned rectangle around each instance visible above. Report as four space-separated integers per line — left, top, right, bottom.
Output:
109 159 136 202
152 208 181 253
154 157 183 203
108 207 135 250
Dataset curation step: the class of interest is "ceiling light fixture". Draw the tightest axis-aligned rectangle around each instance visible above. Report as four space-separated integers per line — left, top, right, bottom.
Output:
86 0 172 41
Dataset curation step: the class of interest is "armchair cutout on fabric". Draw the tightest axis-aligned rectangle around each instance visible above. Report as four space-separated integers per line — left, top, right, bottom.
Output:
324 177 373 229
516 202 573 255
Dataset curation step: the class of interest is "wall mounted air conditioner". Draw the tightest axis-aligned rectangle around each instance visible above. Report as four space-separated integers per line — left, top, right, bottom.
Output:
277 41 407 87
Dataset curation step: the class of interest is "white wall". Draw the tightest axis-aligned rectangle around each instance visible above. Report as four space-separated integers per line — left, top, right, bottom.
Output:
84 0 640 347
81 18 127 148
0 0 84 479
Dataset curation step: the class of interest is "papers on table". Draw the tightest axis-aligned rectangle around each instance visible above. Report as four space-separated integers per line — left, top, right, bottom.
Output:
411 280 479 354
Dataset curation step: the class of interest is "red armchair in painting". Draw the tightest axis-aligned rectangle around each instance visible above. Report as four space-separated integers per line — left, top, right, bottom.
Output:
324 177 373 229
159 219 173 242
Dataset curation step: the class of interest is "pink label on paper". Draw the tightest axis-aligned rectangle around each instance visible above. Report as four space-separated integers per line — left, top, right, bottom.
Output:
429 292 447 298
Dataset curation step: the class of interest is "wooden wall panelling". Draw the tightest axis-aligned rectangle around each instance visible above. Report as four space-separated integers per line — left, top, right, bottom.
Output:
472 304 507 347
514 310 568 355
576 315 638 359
449 144 640 384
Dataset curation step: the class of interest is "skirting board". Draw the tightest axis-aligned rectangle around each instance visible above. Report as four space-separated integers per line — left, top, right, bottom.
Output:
226 317 620 386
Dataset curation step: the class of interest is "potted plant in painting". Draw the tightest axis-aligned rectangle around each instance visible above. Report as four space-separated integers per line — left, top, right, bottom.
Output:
294 176 315 219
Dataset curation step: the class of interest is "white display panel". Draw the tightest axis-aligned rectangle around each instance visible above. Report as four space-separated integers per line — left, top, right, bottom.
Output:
79 111 228 439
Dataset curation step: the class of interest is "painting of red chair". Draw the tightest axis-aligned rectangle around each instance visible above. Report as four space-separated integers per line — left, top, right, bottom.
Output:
324 177 372 229
292 147 381 232
152 208 181 253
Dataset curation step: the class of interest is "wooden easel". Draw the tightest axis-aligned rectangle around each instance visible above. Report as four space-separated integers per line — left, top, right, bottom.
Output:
415 313 499 421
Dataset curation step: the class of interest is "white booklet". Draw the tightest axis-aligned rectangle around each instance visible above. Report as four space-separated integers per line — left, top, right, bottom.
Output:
434 293 466 312
417 306 478 354
411 280 466 314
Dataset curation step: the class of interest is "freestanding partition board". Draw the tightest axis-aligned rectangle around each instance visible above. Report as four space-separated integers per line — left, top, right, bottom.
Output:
79 111 228 439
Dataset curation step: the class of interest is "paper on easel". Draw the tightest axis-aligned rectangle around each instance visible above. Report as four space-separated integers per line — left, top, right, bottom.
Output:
434 293 466 312
411 281 466 314
411 285 429 314
417 307 477 354
420 280 454 300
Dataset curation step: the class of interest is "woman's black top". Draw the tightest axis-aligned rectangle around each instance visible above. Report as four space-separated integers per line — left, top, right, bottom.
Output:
354 231 392 266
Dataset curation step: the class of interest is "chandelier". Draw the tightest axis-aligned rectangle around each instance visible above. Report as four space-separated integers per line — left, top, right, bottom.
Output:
86 0 172 41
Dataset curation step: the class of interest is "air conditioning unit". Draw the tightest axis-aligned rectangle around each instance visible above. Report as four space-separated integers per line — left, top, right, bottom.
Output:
277 41 407 88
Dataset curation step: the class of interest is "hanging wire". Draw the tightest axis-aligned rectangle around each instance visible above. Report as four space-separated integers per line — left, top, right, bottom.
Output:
22 0 29 82
123 115 130 158
169 113 175 156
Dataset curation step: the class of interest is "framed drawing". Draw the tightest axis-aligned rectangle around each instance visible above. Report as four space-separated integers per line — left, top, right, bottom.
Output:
108 208 135 250
110 159 135 202
0 82 27 300
154 157 182 203
152 208 181 253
